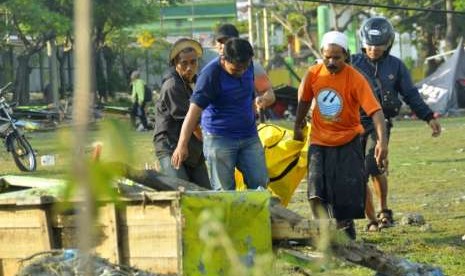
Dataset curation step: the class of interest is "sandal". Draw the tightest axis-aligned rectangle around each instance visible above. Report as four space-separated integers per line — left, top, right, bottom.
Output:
377 209 394 229
365 220 380 232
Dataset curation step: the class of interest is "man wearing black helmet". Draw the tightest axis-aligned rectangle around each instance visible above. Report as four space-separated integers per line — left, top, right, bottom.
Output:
351 17 441 232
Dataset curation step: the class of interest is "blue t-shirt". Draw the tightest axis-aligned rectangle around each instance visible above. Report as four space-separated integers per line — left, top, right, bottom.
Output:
191 57 257 139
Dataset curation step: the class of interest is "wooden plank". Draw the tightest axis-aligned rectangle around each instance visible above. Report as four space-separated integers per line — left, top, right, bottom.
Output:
121 257 179 275
49 204 121 264
0 192 184 275
271 218 314 240
93 203 120 265
0 209 52 258
0 229 51 258
172 200 183 274
119 203 176 225
118 200 181 273
0 207 51 228
119 224 179 258
271 218 335 240
0 175 65 188
120 191 181 202
0 195 55 206
1 259 23 276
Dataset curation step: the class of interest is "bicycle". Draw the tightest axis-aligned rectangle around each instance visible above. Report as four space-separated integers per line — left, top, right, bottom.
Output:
0 82 37 171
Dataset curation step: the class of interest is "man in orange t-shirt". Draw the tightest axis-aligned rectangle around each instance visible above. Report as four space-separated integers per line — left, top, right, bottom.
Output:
293 31 388 240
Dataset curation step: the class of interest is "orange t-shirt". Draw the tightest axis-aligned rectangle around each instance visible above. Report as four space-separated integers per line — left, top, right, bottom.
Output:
301 63 381 146
254 74 272 94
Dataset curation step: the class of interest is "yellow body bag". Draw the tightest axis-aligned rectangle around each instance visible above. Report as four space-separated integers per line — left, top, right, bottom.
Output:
235 123 310 206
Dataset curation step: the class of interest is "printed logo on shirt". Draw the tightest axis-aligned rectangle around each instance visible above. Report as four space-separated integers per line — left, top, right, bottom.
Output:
316 88 343 121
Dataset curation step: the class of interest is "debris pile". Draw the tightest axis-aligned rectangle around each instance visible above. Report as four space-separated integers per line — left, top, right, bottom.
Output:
17 250 161 276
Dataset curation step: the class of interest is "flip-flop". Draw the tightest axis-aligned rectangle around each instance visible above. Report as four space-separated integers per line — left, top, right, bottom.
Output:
377 209 394 228
365 220 380 232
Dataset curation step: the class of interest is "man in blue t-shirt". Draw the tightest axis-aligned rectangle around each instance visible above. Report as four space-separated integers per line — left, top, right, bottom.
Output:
171 38 269 190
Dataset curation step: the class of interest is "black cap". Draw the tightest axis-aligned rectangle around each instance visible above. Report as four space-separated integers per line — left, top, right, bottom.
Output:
215 24 239 41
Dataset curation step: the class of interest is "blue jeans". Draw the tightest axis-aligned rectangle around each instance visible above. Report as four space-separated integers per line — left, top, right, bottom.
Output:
158 155 211 190
203 133 268 190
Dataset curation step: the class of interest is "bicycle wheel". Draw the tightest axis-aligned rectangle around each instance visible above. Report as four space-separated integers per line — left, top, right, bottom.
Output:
7 131 37 172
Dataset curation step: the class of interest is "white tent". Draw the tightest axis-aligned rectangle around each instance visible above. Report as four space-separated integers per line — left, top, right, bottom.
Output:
416 37 465 115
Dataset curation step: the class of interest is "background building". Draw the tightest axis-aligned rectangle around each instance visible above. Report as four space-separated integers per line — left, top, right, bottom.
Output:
137 0 237 45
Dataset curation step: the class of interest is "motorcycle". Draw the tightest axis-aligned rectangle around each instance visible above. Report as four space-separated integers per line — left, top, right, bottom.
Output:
0 82 37 172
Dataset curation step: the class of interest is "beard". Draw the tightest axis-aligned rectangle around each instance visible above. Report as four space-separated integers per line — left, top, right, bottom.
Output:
326 64 339 73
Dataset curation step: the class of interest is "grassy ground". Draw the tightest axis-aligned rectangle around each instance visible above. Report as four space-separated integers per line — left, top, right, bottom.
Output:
278 116 465 275
1 115 464 275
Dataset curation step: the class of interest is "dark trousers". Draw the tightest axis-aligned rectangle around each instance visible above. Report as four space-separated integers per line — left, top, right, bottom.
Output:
307 136 366 220
130 102 148 129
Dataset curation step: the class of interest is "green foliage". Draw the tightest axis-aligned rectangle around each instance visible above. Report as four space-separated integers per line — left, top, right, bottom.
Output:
287 13 307 34
57 118 134 212
454 0 465 10
93 0 159 36
4 0 71 37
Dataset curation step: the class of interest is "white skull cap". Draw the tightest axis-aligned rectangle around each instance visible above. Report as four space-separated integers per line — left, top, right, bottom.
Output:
321 31 348 52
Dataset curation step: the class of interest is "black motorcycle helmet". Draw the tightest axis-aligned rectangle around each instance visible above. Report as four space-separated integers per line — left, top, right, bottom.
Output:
360 17 395 57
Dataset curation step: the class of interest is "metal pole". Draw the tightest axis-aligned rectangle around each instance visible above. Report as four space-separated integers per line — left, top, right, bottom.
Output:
263 8 270 62
191 0 194 38
255 11 261 58
160 0 164 34
248 0 254 46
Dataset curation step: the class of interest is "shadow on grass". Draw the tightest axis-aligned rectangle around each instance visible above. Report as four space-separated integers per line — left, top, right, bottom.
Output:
422 234 463 247
427 158 465 163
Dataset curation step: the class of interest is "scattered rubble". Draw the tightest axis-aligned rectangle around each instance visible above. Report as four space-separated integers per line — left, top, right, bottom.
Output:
400 213 426 226
17 250 160 276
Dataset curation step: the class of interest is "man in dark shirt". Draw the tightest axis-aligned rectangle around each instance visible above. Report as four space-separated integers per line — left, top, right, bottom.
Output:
153 38 211 189
352 17 441 231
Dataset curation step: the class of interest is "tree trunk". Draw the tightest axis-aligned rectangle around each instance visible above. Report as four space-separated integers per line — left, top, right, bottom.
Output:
421 32 440 77
66 50 73 94
444 0 457 51
331 241 443 276
15 54 32 105
95 48 108 102
103 46 115 98
47 40 60 109
0 55 5 85
57 48 66 99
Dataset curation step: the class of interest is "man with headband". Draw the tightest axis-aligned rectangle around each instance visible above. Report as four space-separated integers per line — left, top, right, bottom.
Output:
294 31 388 239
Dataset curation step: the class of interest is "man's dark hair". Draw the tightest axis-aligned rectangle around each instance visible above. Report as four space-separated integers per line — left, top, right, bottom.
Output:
215 24 239 41
223 38 254 64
